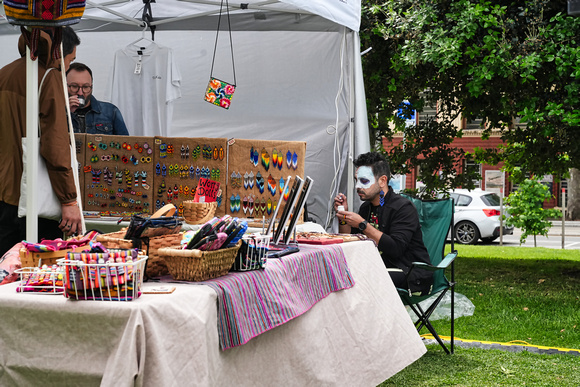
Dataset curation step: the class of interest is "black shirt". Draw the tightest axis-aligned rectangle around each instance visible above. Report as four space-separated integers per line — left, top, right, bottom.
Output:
356 187 433 293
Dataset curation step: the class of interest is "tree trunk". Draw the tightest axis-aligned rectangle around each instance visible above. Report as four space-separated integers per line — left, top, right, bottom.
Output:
567 168 580 220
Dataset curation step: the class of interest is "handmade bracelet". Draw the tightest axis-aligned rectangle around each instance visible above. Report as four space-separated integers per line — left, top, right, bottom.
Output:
62 201 78 207
339 220 347 225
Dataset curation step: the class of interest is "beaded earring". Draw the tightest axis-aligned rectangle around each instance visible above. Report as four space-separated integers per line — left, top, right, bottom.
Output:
379 189 385 207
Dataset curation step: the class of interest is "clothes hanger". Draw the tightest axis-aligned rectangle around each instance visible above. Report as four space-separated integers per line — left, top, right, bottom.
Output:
127 23 156 51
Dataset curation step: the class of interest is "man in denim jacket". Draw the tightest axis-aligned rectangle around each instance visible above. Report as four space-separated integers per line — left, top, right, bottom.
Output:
66 62 129 135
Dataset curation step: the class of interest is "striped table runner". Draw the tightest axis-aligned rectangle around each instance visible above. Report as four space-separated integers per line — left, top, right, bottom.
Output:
201 244 354 350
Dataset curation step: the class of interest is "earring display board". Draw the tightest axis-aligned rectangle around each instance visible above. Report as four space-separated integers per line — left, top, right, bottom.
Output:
226 138 306 224
82 134 156 215
152 137 228 218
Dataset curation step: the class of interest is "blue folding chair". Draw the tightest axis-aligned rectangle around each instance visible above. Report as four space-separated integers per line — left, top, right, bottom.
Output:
398 196 457 354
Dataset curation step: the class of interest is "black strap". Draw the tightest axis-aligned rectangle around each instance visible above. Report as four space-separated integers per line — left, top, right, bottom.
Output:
209 0 237 86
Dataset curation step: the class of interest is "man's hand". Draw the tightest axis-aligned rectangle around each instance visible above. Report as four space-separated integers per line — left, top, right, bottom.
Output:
68 95 80 113
59 203 83 236
333 193 348 212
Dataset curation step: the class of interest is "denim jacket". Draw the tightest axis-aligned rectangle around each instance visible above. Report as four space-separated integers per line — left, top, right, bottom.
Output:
71 95 129 135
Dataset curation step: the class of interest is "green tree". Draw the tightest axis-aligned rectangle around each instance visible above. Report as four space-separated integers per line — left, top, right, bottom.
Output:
361 1 580 207
504 178 562 246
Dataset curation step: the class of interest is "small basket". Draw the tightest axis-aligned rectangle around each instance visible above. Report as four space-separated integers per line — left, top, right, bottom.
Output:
97 229 183 278
19 245 91 268
59 250 147 301
182 201 217 225
231 234 271 272
96 230 134 250
158 241 241 282
15 266 65 294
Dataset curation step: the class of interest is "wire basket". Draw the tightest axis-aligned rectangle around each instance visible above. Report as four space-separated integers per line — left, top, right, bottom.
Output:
231 234 271 271
58 250 147 301
158 241 241 281
15 265 65 294
182 201 217 225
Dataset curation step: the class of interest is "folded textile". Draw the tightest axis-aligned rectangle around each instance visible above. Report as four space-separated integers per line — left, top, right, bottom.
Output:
201 244 354 350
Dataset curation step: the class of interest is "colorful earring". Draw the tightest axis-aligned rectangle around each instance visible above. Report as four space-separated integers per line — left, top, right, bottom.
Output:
292 152 298 170
286 150 292 169
248 195 255 216
279 177 285 195
261 148 270 171
379 190 385 206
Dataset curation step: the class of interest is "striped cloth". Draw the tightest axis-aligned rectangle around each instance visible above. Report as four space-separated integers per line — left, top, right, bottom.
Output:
201 244 354 350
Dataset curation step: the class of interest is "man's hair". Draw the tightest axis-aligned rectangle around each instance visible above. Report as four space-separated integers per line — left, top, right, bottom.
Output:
67 62 93 80
353 152 391 181
62 26 81 57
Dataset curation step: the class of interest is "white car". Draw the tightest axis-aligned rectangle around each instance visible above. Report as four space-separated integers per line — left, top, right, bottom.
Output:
442 189 514 245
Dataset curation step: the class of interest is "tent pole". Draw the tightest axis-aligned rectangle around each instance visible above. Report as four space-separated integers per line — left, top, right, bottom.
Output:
25 45 39 243
347 28 355 210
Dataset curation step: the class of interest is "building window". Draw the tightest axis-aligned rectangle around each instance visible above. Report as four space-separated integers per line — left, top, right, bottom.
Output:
464 158 481 188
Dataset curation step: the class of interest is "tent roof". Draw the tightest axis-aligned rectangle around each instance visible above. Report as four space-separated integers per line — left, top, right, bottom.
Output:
75 0 361 32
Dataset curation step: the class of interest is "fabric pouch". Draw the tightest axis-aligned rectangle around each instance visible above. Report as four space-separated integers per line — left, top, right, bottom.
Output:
204 0 236 109
205 77 236 109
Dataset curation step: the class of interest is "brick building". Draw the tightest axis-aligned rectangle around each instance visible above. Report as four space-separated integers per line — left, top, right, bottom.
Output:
382 127 561 209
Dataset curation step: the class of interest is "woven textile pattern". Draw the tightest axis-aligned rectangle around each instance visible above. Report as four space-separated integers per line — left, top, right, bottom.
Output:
201 244 354 350
4 0 85 26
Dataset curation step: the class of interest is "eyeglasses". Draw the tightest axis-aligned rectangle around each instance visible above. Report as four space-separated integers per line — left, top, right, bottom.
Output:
67 84 93 93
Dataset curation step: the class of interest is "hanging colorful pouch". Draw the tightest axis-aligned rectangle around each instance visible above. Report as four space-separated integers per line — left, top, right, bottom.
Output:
4 0 86 59
205 77 236 109
204 0 237 109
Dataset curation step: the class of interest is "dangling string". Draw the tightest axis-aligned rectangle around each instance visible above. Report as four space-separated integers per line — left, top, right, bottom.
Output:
209 0 237 86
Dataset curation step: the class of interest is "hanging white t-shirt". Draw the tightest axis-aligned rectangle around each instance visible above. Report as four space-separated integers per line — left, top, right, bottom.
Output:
108 43 181 137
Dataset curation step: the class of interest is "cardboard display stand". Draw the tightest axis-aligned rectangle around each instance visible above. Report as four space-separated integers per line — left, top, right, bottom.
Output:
226 138 306 224
75 135 305 223
152 137 228 218
82 134 155 215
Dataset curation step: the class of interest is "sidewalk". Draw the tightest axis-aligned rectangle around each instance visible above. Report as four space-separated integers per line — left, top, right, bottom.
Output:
547 220 580 236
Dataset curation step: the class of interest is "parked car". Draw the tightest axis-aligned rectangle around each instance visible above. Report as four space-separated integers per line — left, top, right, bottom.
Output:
439 189 514 245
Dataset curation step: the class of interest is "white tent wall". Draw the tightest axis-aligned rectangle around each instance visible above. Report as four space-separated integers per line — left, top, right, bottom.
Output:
0 0 370 230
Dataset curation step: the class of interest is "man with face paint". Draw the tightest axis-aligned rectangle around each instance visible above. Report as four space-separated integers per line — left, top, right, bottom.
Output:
334 152 433 295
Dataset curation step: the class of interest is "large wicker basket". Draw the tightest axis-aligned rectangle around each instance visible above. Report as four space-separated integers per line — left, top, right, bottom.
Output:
96 230 183 277
158 241 241 282
182 201 217 225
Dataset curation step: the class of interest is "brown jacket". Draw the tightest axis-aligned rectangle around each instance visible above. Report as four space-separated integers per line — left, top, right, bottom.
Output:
0 31 76 207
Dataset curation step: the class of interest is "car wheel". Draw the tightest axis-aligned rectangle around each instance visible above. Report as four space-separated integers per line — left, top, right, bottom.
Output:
481 237 498 244
455 221 480 245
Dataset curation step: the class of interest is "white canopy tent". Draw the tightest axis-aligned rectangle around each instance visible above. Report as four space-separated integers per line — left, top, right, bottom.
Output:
0 0 370 234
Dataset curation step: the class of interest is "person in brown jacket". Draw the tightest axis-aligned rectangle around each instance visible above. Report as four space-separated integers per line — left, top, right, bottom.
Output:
0 27 82 256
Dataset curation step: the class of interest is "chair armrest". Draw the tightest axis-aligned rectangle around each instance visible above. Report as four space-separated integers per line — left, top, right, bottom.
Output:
408 250 458 272
437 251 457 269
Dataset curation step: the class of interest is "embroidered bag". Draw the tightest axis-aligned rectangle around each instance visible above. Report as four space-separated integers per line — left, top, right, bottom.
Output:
3 0 85 27
204 0 237 109
4 0 85 59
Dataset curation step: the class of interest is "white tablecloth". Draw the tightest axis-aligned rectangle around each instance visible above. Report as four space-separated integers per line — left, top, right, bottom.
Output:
0 241 426 386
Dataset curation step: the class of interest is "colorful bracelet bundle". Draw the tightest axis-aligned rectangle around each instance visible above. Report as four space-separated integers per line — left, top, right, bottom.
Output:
16 265 64 294
61 249 145 301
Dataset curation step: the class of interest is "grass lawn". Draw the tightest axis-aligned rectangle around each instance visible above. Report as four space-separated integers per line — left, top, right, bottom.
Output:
379 244 580 386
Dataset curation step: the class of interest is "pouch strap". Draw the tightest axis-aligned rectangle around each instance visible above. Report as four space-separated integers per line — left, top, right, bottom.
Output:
209 0 236 86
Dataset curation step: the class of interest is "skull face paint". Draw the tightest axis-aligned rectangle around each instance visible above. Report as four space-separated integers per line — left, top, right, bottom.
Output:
355 166 376 190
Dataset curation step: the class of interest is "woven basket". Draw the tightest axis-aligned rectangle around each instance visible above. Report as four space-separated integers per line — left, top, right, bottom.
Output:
146 233 184 277
96 230 184 277
158 241 241 282
96 230 134 250
182 201 217 225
